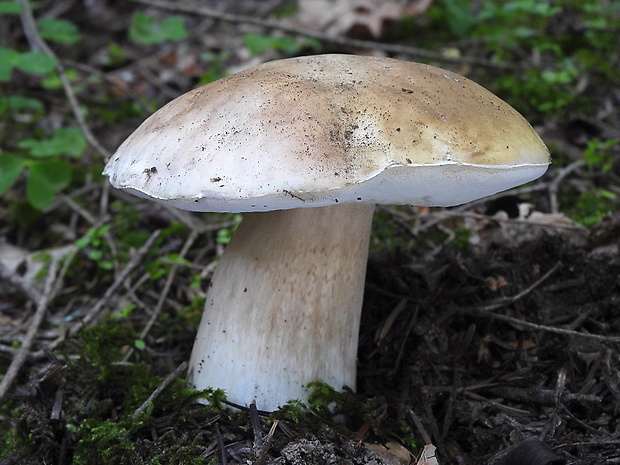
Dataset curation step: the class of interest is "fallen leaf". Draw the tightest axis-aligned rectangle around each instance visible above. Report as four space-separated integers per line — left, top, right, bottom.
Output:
288 0 432 39
365 441 412 464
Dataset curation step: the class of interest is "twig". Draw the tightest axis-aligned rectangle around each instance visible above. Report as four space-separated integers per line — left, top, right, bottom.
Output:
467 261 562 313
453 181 551 213
140 229 198 339
215 424 228 465
458 260 620 343
57 193 98 225
547 160 586 214
130 0 513 69
51 245 79 299
0 258 58 403
390 304 419 376
394 182 555 237
57 194 121 274
250 402 279 465
458 262 620 344
472 312 620 344
51 388 64 420
68 229 162 337
17 0 112 159
250 402 263 449
408 409 432 445
123 229 199 362
255 420 279 465
439 210 586 231
131 361 188 420
485 436 564 465
63 59 154 115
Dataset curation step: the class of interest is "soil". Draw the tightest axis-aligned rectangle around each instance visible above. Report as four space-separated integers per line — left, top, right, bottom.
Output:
359 210 620 464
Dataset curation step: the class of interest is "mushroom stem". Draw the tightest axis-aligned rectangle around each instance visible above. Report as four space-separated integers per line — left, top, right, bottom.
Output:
188 203 375 410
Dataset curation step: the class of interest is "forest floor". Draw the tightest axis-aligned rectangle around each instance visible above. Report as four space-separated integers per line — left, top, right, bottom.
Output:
1 1 619 464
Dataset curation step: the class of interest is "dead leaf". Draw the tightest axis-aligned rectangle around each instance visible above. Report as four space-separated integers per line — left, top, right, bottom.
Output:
416 443 439 465
288 0 432 39
365 441 412 464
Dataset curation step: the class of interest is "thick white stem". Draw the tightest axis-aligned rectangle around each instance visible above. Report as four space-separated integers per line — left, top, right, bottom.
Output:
188 203 375 411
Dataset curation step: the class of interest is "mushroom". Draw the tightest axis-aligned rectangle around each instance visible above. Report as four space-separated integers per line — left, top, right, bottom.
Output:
103 54 550 411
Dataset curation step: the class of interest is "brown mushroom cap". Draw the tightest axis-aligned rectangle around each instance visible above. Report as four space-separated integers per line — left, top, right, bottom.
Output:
104 54 549 212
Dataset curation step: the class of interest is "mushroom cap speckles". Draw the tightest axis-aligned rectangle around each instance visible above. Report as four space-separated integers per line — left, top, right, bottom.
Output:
103 54 550 212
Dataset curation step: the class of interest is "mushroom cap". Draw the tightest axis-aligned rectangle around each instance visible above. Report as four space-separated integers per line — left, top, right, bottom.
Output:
104 54 550 212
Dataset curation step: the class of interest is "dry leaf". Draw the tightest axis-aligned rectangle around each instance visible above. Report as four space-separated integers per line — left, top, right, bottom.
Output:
289 0 432 39
365 441 412 464
416 443 439 465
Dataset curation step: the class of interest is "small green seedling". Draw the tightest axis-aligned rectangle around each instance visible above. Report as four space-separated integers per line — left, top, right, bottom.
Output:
129 12 188 45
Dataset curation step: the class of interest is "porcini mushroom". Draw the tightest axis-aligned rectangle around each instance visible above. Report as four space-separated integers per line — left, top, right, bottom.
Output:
103 54 550 411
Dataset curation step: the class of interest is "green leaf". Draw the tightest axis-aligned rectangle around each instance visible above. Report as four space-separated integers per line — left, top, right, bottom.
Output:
19 127 87 158
87 249 103 261
0 47 19 81
26 160 72 209
0 1 22 14
111 305 137 320
160 16 188 41
584 138 618 172
0 95 44 115
37 17 81 44
129 12 187 45
75 236 91 248
15 51 56 75
107 43 125 65
41 67 78 89
0 153 27 195
243 32 302 55
98 260 113 270
438 0 475 37
303 37 323 53
54 127 87 157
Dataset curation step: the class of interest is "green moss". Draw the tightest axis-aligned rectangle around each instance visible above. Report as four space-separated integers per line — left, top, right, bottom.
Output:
272 381 372 427
571 189 617 227
0 312 231 464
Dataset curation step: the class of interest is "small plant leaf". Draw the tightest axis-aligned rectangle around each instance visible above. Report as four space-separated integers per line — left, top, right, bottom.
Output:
41 67 79 90
0 153 27 195
19 127 86 158
15 51 56 75
129 12 187 45
243 32 302 55
0 47 19 81
27 160 72 209
160 16 188 41
37 17 81 44
0 1 23 14
0 95 44 115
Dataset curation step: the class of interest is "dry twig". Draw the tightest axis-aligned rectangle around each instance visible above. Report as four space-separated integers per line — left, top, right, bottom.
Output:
470 261 562 313
0 259 58 402
17 0 112 159
130 0 513 69
547 160 586 214
122 229 200 362
131 361 188 420
68 229 162 337
475 313 620 345
460 262 620 345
